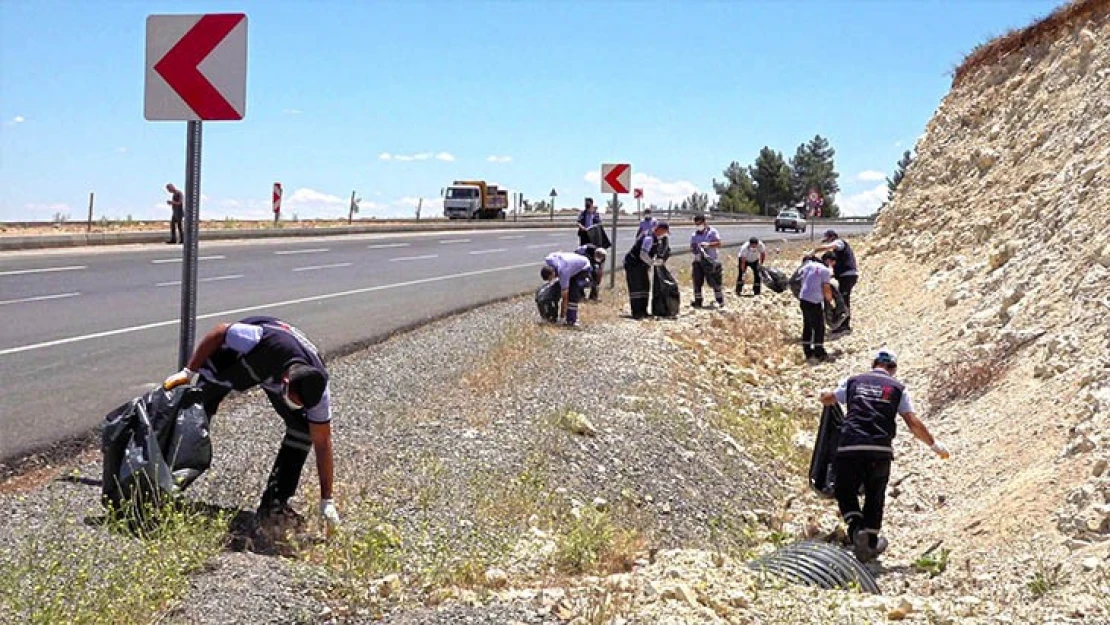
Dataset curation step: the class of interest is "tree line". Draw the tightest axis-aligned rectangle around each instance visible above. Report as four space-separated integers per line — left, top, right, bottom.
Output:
708 134 842 218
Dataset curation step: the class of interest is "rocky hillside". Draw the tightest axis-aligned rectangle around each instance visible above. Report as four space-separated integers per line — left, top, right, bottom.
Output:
865 0 1109 599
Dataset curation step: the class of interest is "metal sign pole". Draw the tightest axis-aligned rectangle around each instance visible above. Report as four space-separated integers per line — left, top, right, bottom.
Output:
178 120 203 370
608 192 618 289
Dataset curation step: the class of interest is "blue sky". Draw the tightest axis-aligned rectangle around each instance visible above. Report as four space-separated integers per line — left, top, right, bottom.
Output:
1 0 1065 221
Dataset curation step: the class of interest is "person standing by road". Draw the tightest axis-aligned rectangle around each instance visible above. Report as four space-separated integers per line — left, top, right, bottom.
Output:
797 254 835 362
689 215 724 308
814 230 859 333
737 236 767 296
166 183 184 245
637 207 658 239
819 350 950 562
577 198 603 246
541 251 593 326
624 221 670 319
162 316 340 531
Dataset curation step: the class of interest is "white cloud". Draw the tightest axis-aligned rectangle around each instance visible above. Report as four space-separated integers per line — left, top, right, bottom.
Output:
856 170 886 182
379 151 450 162
115 146 128 154
486 155 512 163
5 115 25 126
282 108 303 115
836 184 887 217
583 171 706 211
286 187 347 208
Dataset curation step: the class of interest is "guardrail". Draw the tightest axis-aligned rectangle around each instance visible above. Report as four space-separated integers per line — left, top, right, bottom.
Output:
0 214 873 252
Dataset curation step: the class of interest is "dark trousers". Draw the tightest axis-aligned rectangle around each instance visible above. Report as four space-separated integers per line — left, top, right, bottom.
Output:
836 275 858 329
692 260 724 305
737 259 761 295
833 453 891 543
566 271 587 324
200 382 313 512
588 265 602 300
800 300 827 358
625 262 650 318
169 209 184 243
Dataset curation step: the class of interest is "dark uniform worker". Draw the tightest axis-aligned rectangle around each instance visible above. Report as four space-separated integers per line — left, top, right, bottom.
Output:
541 251 593 326
814 230 860 333
624 220 670 319
574 243 608 301
163 316 340 530
576 198 603 246
819 350 949 562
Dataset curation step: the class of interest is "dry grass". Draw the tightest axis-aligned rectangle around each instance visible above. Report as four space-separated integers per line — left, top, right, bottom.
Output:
928 347 1013 412
460 321 549 397
952 0 1108 88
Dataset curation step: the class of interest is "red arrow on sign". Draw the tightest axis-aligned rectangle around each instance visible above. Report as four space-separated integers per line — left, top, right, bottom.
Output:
154 14 244 120
604 164 630 194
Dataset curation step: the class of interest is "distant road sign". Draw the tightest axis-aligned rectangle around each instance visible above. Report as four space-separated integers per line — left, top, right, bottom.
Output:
634 188 643 199
601 163 631 194
273 182 282 213
145 13 248 121
549 188 558 197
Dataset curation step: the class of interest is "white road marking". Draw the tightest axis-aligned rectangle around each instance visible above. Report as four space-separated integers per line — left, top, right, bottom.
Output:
438 238 471 244
366 242 411 249
390 254 438 262
469 248 507 255
547 233 566 237
0 265 86 277
293 262 352 272
150 255 225 264
156 274 244 287
498 235 525 240
526 243 556 249
0 292 80 306
0 262 537 356
274 248 329 255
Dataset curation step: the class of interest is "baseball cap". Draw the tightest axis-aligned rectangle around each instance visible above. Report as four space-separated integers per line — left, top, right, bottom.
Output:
823 229 838 241
874 349 898 365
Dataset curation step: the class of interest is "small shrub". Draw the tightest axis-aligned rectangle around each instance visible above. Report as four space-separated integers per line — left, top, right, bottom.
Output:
928 350 1010 412
553 507 642 575
912 547 950 578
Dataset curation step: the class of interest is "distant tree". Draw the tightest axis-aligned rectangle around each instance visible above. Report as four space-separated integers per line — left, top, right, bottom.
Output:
749 147 794 216
790 135 841 218
681 192 710 214
606 196 624 214
887 149 914 201
712 161 759 214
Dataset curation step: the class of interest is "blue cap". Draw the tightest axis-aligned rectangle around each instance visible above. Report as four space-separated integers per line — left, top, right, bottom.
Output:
874 349 898 365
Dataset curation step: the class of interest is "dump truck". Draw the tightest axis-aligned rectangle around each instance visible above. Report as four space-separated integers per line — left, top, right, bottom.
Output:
443 180 508 219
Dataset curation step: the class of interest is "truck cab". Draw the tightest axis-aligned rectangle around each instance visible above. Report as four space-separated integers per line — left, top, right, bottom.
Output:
443 180 507 219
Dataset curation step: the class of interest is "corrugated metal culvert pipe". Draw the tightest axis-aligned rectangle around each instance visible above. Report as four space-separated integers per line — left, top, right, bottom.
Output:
746 540 881 594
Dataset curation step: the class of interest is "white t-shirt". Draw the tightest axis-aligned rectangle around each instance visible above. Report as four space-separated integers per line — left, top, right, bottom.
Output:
739 242 766 262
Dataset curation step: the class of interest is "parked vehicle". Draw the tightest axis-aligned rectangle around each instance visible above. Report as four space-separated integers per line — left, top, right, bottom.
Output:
774 209 807 233
443 180 508 219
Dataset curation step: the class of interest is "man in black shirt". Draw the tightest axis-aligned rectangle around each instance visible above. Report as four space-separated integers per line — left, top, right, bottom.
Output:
819 350 949 562
166 183 184 244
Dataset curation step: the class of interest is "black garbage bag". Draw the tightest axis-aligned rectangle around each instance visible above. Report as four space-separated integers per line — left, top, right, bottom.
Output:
761 266 790 293
101 384 212 512
535 281 561 322
585 224 611 249
651 264 680 318
809 403 844 498
698 255 724 290
825 284 849 332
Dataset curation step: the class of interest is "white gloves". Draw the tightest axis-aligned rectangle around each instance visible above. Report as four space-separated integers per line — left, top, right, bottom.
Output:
320 498 341 530
163 367 197 390
930 441 950 459
653 258 665 267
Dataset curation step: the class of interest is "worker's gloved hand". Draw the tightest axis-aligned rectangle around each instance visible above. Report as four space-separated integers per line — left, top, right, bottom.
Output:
930 441 950 459
320 498 341 529
163 368 196 391
653 258 665 267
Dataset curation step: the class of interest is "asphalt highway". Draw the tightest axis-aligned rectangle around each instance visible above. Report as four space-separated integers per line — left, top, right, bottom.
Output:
0 222 869 463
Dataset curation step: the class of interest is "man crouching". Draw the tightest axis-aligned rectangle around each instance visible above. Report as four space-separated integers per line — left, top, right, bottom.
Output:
541 251 593 327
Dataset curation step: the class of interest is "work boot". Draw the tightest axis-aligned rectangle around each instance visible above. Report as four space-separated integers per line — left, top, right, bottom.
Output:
691 299 703 308
735 284 743 297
